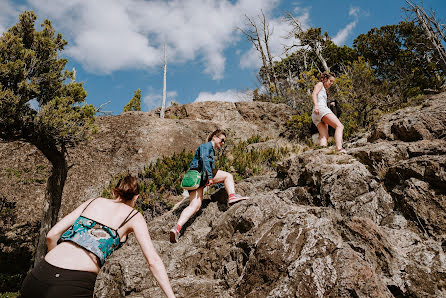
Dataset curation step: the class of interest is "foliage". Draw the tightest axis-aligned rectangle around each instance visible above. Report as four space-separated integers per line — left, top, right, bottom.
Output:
354 21 444 99
0 11 97 267
123 89 142 112
102 150 194 211
0 291 19 298
0 11 96 146
103 137 292 209
246 135 270 144
331 57 395 137
286 112 313 140
0 197 16 226
215 137 291 180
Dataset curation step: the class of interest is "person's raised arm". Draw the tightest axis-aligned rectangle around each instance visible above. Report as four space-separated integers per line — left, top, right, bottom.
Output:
46 198 95 251
132 213 175 298
312 82 323 115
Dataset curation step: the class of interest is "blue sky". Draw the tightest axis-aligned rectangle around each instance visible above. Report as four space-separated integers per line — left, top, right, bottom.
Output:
1 0 445 114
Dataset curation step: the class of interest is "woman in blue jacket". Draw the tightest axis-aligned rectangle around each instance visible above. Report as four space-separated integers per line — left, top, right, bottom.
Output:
170 129 248 243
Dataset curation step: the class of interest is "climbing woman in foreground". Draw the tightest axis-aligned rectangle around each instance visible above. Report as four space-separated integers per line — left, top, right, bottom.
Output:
170 129 248 243
20 175 175 298
311 72 346 153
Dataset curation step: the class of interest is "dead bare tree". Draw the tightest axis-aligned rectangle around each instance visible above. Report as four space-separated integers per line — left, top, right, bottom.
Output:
404 0 446 74
239 12 281 97
161 42 167 119
284 12 330 73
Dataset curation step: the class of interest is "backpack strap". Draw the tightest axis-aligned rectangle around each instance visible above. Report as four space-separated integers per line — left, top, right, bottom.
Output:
118 209 138 229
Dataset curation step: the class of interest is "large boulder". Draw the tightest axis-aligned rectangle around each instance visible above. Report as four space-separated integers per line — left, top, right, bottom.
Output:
0 100 293 292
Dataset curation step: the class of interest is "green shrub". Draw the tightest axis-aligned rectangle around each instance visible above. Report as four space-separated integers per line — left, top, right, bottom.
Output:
286 112 313 140
246 135 270 144
103 138 292 209
0 292 20 298
215 139 290 180
102 150 193 211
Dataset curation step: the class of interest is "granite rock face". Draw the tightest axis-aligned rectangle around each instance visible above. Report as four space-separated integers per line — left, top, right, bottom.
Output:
95 94 446 297
2 94 446 297
0 101 293 292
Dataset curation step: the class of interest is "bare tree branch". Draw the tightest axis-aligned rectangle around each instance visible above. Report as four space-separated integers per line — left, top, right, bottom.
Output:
404 0 446 73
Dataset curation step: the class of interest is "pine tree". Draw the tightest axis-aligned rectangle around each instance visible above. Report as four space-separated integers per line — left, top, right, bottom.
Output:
0 11 96 265
123 89 142 112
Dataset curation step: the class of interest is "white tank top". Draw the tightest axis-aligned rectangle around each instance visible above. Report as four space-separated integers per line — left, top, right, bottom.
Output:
317 86 328 107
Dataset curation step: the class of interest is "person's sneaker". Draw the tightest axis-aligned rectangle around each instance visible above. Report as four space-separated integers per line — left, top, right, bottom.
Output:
336 148 347 154
169 228 179 243
228 194 249 204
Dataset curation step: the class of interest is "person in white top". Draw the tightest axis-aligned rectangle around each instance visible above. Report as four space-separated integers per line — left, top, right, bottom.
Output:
311 73 346 153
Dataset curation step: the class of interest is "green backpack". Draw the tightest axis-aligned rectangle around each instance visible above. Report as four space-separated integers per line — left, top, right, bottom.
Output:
181 170 201 190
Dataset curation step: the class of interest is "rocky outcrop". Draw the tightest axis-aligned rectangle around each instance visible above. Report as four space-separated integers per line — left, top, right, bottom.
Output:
0 100 293 292
349 93 446 242
96 152 445 297
94 93 446 297
2 93 446 297
158 101 294 139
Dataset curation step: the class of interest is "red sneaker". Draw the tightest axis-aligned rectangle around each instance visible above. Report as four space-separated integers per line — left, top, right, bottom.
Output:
228 194 249 204
169 228 179 243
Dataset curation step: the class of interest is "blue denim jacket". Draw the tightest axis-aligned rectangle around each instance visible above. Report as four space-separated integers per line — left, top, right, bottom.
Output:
189 141 215 181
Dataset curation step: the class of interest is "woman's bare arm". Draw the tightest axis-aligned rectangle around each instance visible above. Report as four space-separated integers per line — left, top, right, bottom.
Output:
132 213 175 298
46 198 95 251
312 82 323 114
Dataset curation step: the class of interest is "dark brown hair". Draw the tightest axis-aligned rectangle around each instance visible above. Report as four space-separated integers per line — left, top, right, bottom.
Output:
320 72 335 82
207 129 226 142
113 175 140 201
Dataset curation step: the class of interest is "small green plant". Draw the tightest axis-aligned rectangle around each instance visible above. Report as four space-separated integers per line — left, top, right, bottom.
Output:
123 89 142 112
246 135 270 144
103 138 293 211
4 169 21 179
286 112 313 141
216 138 290 180
0 292 20 298
102 150 194 211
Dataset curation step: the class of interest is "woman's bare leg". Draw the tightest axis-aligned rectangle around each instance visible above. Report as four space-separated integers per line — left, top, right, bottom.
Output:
321 113 344 150
176 187 204 227
317 122 329 146
211 170 235 194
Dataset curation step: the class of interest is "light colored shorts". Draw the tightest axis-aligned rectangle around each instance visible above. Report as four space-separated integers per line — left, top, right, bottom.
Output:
311 106 333 126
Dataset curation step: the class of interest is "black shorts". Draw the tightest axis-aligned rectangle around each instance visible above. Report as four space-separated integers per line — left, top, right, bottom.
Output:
20 259 97 298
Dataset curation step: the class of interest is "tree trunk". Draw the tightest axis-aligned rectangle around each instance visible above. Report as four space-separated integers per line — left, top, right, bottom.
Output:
314 42 330 73
240 15 272 96
261 11 281 97
161 43 167 119
33 148 68 267
405 0 446 73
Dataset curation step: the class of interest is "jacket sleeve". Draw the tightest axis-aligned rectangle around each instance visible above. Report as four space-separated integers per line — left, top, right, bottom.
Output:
200 143 216 180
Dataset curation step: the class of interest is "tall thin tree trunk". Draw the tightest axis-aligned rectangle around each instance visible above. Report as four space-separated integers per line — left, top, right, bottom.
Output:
261 12 280 97
161 43 167 119
315 42 330 73
33 149 67 267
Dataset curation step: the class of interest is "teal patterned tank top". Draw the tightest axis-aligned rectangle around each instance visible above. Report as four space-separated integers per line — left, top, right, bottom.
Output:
59 199 138 267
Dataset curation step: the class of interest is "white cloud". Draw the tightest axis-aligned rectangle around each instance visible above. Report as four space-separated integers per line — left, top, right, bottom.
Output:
194 89 252 103
25 0 280 79
332 20 357 46
239 6 310 69
143 89 178 111
0 0 20 35
349 6 360 17
333 6 360 46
